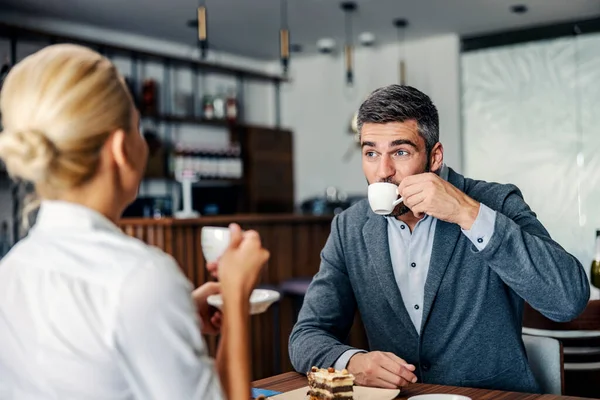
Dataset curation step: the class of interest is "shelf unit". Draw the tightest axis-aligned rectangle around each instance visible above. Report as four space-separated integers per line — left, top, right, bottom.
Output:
0 22 292 242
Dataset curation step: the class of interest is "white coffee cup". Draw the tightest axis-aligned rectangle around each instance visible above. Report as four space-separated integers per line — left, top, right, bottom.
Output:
201 226 230 263
368 182 404 215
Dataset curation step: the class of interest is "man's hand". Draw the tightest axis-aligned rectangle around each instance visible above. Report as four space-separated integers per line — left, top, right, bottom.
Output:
347 351 417 388
192 282 223 335
398 172 480 230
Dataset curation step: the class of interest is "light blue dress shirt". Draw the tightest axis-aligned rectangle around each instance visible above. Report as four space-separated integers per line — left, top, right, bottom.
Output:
333 165 497 370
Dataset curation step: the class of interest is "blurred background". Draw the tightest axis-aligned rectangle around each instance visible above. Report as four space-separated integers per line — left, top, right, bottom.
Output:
1 1 600 396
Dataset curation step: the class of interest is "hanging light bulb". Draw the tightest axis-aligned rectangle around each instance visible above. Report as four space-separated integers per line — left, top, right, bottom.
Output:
393 18 408 85
341 2 357 86
197 0 208 59
280 0 290 74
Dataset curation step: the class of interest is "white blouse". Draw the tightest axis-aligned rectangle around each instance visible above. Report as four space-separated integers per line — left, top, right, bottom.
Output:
0 201 224 399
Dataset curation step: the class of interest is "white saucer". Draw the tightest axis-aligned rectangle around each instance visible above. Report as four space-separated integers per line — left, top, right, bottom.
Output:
409 395 471 400
207 289 281 315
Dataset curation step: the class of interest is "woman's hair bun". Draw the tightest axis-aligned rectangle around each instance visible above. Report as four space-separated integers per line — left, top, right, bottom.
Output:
0 128 58 183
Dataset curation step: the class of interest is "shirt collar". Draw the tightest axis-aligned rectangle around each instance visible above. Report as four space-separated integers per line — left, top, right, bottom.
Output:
437 163 449 181
33 200 123 234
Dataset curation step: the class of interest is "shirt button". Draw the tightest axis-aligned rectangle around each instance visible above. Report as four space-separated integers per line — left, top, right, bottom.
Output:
411 262 416 268
422 362 431 372
414 304 420 310
477 238 484 244
400 225 406 230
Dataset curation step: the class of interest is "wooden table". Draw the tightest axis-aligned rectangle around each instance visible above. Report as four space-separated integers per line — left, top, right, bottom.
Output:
252 372 590 400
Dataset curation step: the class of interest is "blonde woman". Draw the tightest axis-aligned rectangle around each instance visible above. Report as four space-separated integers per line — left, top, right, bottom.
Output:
0 44 269 400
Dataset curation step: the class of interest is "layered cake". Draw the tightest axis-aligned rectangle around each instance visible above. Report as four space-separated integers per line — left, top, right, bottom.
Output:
307 366 355 400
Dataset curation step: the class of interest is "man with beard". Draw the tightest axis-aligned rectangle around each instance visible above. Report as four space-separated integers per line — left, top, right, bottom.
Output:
288 85 590 393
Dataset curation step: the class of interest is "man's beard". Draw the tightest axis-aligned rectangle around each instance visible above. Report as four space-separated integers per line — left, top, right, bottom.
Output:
385 157 432 218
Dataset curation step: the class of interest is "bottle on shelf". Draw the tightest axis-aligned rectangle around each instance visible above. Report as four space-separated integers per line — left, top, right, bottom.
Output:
210 147 221 178
172 144 185 177
170 142 243 182
204 146 217 179
203 95 214 120
184 146 196 174
192 146 202 177
141 79 158 116
223 147 235 179
216 147 227 179
197 146 208 179
232 143 243 179
591 230 600 289
225 87 238 123
213 87 226 120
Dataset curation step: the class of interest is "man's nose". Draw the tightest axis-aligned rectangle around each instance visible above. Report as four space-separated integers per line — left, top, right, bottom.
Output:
376 155 395 181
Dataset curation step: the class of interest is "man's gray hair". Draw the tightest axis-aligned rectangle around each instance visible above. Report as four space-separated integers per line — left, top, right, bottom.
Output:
357 85 439 154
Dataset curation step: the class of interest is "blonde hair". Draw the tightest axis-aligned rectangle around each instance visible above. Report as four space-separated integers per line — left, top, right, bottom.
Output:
0 44 133 200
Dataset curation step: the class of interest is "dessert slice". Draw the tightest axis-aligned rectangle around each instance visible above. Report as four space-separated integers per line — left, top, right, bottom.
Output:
307 366 355 400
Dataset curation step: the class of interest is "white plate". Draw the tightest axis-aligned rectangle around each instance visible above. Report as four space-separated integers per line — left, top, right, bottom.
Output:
409 395 471 400
207 289 281 315
270 385 399 400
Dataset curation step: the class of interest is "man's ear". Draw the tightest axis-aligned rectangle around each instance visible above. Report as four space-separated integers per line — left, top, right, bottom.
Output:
430 142 444 171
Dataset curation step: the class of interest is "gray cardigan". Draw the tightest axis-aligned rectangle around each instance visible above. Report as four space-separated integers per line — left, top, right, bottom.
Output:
289 168 590 393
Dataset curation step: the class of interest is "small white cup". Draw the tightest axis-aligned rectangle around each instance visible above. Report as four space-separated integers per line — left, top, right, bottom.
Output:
368 182 404 215
201 226 230 263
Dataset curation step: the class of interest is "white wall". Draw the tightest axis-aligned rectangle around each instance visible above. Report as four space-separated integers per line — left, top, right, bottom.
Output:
277 33 462 203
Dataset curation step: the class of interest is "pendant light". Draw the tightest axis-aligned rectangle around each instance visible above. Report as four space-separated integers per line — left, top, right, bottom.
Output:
280 0 290 74
197 0 209 59
341 1 357 86
394 18 408 85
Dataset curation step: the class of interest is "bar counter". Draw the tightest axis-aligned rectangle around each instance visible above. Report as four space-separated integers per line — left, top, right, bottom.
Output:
118 213 336 379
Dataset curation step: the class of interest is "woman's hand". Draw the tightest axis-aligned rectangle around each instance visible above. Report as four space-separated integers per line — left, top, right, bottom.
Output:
191 282 223 335
218 224 270 300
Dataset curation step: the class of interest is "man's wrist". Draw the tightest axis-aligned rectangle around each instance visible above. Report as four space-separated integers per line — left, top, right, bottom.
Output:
459 199 480 230
347 352 365 372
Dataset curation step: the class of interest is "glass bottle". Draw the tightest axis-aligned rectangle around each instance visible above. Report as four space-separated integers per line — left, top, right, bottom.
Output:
591 230 600 289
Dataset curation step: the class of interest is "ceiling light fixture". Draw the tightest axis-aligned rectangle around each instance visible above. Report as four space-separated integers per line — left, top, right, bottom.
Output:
359 32 376 47
280 0 290 74
186 0 209 59
510 4 528 14
317 38 336 54
197 0 209 59
341 1 358 86
393 18 408 85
